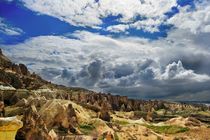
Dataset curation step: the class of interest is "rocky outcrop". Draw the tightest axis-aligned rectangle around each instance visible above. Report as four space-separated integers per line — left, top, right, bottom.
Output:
17 105 51 140
39 100 79 134
15 99 84 139
19 64 29 76
0 116 23 140
99 110 111 122
0 49 46 90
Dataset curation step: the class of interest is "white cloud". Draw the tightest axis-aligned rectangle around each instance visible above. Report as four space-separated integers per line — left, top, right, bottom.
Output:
157 60 210 82
0 18 23 36
1 30 210 99
130 18 164 33
17 0 210 34
168 0 210 34
20 0 177 32
106 24 129 33
20 0 101 27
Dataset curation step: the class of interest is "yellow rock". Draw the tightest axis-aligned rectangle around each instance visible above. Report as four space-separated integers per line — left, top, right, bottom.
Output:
0 116 23 140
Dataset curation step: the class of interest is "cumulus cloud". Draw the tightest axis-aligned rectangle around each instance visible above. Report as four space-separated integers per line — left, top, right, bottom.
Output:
168 0 210 34
20 0 177 33
1 30 210 100
15 0 210 35
157 61 210 82
0 17 23 36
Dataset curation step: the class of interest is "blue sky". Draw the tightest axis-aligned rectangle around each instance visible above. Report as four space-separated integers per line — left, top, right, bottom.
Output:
1 0 210 101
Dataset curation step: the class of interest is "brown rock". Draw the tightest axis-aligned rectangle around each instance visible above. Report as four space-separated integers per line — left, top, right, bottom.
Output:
17 105 51 140
39 100 79 134
99 110 111 122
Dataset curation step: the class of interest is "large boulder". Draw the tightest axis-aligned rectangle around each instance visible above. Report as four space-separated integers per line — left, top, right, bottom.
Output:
0 116 23 140
39 100 79 134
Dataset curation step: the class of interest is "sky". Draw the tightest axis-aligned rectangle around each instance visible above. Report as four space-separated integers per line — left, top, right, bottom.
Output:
0 0 210 101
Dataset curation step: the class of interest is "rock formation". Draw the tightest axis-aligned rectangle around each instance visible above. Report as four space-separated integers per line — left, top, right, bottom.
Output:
0 116 23 140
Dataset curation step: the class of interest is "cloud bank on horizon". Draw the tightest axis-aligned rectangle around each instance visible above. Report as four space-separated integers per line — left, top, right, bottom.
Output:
0 0 210 101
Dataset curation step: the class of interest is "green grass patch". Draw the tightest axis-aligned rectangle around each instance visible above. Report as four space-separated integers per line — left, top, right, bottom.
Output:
79 124 95 135
114 120 129 125
146 125 189 134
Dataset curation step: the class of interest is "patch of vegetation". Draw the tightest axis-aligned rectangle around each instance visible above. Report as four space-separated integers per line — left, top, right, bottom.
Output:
114 133 119 140
146 125 189 134
198 111 210 117
114 120 129 125
79 124 95 135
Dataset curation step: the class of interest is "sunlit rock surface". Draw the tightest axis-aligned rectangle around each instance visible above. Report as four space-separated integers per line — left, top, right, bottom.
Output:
0 116 23 140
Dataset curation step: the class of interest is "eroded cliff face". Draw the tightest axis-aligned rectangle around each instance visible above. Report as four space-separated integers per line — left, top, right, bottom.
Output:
0 48 210 140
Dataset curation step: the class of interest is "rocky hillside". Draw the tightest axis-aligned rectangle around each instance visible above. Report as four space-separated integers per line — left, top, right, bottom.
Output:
0 48 210 140
0 49 47 90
